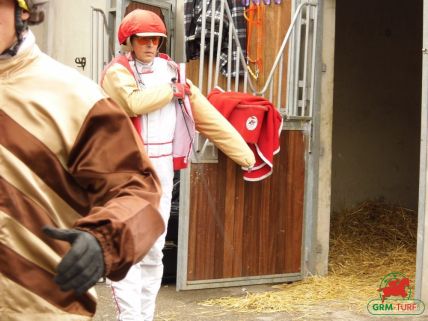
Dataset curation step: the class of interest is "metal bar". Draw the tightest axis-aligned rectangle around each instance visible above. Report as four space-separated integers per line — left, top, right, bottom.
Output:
300 0 324 279
214 0 225 89
199 138 212 156
243 68 248 93
308 4 318 118
91 8 111 48
90 10 94 79
416 93 428 299
277 54 284 110
285 20 295 115
282 119 311 131
113 0 124 55
207 0 216 92
96 12 100 80
285 0 299 116
227 26 232 91
416 0 428 300
293 10 302 116
164 9 172 56
187 272 302 285
180 272 302 290
235 46 240 92
176 167 191 291
244 70 248 93
101 15 105 81
302 5 310 116
92 7 114 57
198 0 208 92
286 115 313 121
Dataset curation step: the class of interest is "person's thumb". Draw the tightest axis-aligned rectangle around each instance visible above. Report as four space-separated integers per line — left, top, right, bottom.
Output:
42 226 78 243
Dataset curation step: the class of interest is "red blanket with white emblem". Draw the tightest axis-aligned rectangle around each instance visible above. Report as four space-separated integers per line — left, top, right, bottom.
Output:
208 88 283 181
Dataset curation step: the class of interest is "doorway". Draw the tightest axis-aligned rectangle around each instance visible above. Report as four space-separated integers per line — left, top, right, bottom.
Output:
330 0 423 299
332 0 422 212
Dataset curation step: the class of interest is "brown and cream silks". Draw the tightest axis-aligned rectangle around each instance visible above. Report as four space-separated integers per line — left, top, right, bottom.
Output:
0 33 164 321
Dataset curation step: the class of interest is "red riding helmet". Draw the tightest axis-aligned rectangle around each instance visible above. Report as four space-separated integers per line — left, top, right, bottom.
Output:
118 9 167 45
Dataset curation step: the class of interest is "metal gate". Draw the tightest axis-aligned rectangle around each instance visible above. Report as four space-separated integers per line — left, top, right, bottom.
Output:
90 7 111 82
177 0 320 290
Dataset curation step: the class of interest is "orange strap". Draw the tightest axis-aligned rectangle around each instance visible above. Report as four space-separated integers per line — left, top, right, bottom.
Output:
245 3 264 79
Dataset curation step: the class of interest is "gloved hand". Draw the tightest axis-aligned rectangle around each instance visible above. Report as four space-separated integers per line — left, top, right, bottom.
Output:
171 78 191 100
42 226 105 295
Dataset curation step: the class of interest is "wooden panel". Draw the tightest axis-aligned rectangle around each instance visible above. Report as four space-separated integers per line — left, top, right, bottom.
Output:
187 130 306 281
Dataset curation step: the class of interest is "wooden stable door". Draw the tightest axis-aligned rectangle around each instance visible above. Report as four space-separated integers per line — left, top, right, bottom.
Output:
178 130 307 289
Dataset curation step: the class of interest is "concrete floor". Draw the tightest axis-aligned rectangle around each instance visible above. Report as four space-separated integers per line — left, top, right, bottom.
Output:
93 281 428 321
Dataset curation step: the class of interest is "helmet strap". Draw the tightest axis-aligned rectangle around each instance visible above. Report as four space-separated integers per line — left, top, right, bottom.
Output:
158 37 165 50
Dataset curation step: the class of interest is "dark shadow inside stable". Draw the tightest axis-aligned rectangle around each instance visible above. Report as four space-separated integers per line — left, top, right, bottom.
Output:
332 0 422 213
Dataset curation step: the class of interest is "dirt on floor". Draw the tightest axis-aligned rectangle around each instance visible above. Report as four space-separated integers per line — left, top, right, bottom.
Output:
92 203 427 321
93 280 428 321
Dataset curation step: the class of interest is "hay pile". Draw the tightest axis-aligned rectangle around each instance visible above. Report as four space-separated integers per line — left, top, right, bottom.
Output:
201 201 417 317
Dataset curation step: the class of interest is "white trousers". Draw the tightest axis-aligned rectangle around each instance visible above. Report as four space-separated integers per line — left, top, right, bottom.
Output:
111 156 174 321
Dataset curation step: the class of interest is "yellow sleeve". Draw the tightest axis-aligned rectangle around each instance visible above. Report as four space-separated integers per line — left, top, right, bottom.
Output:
102 63 174 116
188 82 256 168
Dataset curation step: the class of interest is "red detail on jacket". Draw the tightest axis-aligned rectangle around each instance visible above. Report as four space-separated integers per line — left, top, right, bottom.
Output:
100 54 195 170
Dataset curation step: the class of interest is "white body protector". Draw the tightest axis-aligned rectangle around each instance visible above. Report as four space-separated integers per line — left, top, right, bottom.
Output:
111 57 176 321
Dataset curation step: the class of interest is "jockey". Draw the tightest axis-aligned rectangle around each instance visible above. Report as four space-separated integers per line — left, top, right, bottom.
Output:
101 9 255 321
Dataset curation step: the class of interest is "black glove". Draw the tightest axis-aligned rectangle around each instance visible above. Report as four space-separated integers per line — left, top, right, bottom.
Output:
42 226 105 295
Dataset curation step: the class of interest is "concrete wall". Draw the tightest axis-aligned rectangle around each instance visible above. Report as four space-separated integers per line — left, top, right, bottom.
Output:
31 0 182 79
30 0 109 81
331 0 423 211
308 0 336 276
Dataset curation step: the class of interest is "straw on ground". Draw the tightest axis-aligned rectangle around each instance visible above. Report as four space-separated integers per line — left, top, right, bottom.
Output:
200 201 417 319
